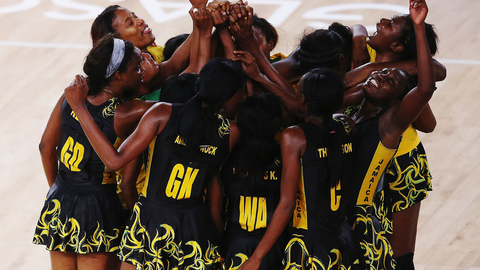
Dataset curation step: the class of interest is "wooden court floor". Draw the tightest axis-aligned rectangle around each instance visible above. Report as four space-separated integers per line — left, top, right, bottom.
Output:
0 0 479 269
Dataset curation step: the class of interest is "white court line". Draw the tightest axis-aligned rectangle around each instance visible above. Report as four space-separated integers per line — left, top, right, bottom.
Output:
1 40 479 66
436 58 480 66
0 40 91 49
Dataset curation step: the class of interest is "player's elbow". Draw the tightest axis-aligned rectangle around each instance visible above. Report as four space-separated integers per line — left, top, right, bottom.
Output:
416 123 436 133
103 159 124 172
433 60 447 81
39 140 55 156
278 195 296 215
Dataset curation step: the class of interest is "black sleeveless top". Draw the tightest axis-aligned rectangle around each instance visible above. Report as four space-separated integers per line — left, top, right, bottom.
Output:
292 120 354 231
57 98 120 186
143 104 231 205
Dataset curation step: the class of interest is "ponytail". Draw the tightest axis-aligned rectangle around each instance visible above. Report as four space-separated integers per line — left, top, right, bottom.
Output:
177 58 246 148
177 94 219 147
235 93 283 194
301 68 348 188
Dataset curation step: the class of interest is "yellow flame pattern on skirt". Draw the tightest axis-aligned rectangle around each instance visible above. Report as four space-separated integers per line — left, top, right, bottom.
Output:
33 199 122 253
118 203 221 270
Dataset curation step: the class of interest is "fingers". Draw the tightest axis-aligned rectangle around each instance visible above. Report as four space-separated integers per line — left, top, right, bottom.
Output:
189 7 195 18
192 7 211 22
239 4 248 19
232 4 242 19
72 75 88 91
228 7 239 24
79 75 88 91
65 75 88 106
233 50 246 57
210 10 220 24
223 1 230 13
228 20 240 33
233 55 251 74
410 0 427 9
74 74 82 85
233 50 247 61
234 50 253 60
227 1 252 22
209 0 231 15
207 2 228 26
233 51 255 67
246 6 253 26
189 0 208 8
228 1 232 13
409 0 428 23
68 77 77 88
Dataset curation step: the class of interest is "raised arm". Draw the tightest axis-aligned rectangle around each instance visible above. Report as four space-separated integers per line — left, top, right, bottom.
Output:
350 24 370 68
207 1 236 59
229 6 297 97
182 7 213 74
228 6 301 122
39 94 64 187
344 58 445 88
382 0 436 147
114 99 156 138
412 103 436 133
233 50 303 121
343 83 365 109
64 75 171 171
180 8 201 75
271 50 304 83
193 8 213 72
149 1 210 88
238 126 303 270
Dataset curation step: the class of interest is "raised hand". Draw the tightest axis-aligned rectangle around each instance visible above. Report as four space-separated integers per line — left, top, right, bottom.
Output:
233 50 262 81
64 75 88 110
228 3 254 46
189 0 208 8
191 7 213 33
410 0 428 26
228 1 250 25
208 0 231 13
207 1 229 28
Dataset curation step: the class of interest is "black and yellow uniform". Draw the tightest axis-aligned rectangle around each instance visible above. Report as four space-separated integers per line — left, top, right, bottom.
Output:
270 52 288 63
364 46 434 234
116 45 165 206
375 126 432 234
147 45 165 64
33 98 126 254
118 104 230 270
219 151 287 270
284 121 362 270
348 113 396 270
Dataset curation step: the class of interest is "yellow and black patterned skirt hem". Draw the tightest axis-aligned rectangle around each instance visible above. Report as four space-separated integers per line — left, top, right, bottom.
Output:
385 142 432 212
374 142 433 234
373 190 392 235
118 196 221 270
282 223 363 270
220 229 288 270
352 206 395 270
32 181 126 253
